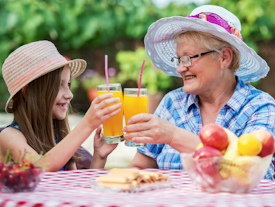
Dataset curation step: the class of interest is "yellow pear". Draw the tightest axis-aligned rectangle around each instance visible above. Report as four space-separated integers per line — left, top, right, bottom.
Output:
223 128 238 143
222 129 239 160
223 140 239 159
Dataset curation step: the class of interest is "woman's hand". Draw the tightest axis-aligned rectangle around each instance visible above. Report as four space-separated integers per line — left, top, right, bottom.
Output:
123 113 176 145
84 93 122 131
93 126 118 159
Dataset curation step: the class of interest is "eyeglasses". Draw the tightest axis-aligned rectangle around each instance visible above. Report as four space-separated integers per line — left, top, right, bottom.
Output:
171 50 215 67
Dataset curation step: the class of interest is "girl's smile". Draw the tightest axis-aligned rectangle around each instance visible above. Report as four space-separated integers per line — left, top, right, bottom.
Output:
56 102 68 111
52 65 73 120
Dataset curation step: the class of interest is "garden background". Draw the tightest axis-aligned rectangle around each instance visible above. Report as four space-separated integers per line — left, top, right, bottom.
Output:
1 0 275 168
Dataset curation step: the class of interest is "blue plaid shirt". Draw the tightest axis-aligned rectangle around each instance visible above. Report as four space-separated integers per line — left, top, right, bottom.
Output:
138 78 275 180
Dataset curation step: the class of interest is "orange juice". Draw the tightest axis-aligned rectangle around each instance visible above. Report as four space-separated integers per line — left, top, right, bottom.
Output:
124 88 148 147
97 91 124 137
97 83 124 144
124 95 148 125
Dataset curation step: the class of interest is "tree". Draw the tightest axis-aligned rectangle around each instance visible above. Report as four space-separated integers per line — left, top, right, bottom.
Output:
0 0 161 110
1 0 275 111
209 0 275 50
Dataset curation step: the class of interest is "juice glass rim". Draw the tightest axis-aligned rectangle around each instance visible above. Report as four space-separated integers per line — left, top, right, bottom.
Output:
97 83 121 91
124 88 147 91
98 83 121 87
124 88 148 96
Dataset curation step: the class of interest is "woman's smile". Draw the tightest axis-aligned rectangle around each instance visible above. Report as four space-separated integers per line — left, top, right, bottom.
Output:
184 75 196 81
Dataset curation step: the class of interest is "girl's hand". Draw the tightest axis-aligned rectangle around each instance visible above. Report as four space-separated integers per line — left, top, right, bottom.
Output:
93 126 118 159
84 93 122 130
123 113 176 145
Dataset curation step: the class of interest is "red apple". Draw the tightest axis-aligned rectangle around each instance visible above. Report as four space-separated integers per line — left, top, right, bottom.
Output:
193 146 223 182
199 123 229 151
250 130 275 157
193 146 223 159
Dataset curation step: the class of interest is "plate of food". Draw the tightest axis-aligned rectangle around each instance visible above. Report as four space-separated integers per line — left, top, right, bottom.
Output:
91 168 174 193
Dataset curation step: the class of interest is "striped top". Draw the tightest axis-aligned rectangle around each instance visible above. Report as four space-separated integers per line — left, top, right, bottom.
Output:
138 78 275 180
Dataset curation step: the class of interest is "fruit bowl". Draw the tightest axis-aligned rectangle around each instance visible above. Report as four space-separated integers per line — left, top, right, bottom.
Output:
0 163 45 193
180 153 273 193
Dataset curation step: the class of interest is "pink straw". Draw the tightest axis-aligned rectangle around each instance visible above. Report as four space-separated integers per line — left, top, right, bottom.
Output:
138 60 146 97
105 55 109 91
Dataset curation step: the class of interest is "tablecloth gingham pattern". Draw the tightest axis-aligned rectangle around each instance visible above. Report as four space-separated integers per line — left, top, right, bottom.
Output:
1 169 275 207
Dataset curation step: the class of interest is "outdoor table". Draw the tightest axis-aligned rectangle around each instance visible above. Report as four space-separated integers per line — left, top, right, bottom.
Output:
0 169 275 207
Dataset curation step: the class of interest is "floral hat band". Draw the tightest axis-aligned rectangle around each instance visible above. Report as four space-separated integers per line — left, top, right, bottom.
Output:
187 13 243 41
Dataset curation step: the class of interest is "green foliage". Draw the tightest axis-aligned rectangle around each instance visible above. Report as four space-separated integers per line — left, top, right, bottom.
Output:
0 0 159 109
209 0 275 44
250 81 260 87
116 47 173 94
81 74 118 90
156 2 195 17
0 0 158 71
70 79 79 92
1 0 275 110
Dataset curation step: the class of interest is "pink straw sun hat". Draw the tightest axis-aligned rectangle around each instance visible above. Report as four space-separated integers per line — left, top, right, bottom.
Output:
2 40 87 113
144 5 269 83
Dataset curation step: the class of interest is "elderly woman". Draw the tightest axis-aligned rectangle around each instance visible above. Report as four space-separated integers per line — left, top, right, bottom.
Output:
123 5 275 180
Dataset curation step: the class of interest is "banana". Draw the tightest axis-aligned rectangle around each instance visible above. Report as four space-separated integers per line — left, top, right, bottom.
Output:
218 140 239 179
218 128 240 179
218 155 261 186
234 155 261 168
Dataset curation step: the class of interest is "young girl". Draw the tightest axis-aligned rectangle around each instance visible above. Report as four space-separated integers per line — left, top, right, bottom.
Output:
0 40 121 171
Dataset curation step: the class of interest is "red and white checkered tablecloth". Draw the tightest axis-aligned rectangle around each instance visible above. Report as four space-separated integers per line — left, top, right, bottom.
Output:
1 169 275 207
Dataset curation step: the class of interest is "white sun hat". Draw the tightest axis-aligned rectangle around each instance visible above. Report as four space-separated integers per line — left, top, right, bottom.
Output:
144 5 269 82
2 40 87 113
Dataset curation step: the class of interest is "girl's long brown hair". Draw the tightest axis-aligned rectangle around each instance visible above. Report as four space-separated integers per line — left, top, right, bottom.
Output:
12 67 79 166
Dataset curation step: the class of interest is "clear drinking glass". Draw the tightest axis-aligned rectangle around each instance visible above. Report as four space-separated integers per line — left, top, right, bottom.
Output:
124 88 148 147
97 83 124 144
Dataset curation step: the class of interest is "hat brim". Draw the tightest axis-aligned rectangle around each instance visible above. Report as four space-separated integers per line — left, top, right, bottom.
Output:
5 59 87 113
145 16 269 82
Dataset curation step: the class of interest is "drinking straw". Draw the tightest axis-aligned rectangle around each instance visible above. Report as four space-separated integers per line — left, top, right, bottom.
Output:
105 55 109 91
138 60 146 97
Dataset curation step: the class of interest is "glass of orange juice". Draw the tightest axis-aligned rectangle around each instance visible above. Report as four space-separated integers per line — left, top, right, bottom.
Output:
124 88 148 147
97 83 124 144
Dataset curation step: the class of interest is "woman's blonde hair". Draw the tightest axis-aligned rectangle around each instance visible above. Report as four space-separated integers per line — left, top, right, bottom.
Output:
175 31 240 71
12 67 79 166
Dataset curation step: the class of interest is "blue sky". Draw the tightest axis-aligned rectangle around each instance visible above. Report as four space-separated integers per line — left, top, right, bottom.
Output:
152 0 210 8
